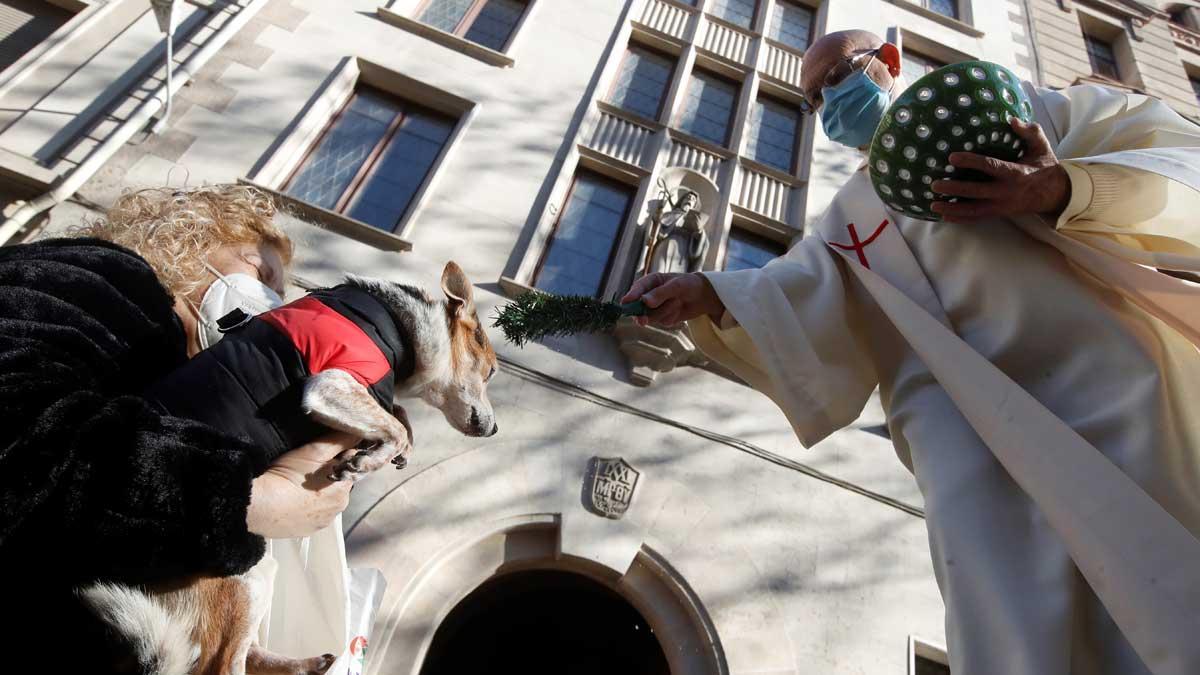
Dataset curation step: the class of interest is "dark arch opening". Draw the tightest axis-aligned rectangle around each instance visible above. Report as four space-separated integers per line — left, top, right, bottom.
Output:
420 569 671 675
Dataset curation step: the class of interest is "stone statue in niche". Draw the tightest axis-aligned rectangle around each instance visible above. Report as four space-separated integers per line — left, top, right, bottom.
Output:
647 183 710 275
616 167 720 386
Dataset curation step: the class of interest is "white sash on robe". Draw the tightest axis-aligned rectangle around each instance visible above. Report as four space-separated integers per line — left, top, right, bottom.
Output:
811 147 1200 673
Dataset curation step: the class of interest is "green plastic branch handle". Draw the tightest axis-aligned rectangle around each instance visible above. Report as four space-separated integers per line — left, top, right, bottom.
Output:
619 300 648 316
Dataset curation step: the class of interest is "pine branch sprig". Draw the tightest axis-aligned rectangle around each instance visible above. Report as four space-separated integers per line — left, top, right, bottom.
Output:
492 292 646 347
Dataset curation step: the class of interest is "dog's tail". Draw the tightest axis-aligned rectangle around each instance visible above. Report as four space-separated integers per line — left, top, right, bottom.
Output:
77 582 200 675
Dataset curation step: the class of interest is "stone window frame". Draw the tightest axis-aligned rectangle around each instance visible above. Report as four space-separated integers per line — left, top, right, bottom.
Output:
281 88 457 237
376 0 539 68
896 27 977 76
501 145 656 303
707 0 760 32
674 66 743 149
720 216 793 271
605 42 681 126
1075 5 1145 89
764 0 817 55
882 0 983 38
244 57 476 252
908 636 950 673
742 92 804 174
531 168 640 298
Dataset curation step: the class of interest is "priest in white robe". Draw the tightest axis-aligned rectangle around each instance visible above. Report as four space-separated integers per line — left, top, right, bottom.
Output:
623 30 1200 675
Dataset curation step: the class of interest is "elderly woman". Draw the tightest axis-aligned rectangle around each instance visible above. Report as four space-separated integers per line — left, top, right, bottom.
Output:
0 185 358 664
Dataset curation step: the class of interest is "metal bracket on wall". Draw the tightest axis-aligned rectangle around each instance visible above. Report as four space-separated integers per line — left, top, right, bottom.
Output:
1126 16 1145 42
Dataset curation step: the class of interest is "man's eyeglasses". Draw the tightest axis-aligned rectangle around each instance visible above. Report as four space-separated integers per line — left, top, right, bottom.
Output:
799 48 881 115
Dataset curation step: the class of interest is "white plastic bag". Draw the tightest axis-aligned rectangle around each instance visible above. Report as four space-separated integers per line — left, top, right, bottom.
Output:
256 514 386 675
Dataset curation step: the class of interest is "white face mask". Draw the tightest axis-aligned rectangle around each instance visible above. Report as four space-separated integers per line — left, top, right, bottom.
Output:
191 261 283 349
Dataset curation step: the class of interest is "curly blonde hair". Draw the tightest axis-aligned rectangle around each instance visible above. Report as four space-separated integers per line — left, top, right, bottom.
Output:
74 184 295 298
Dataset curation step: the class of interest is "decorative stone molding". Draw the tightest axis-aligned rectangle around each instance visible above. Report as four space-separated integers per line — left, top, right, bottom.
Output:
615 317 711 386
376 6 516 67
1171 22 1200 52
345 439 733 675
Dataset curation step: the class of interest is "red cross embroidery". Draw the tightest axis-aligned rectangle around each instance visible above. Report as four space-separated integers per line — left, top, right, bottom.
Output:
829 219 890 269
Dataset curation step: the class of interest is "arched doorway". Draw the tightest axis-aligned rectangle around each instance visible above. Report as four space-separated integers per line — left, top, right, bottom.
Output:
421 569 670 675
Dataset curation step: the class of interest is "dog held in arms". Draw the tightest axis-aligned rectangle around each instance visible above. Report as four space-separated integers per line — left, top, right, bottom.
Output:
78 262 499 675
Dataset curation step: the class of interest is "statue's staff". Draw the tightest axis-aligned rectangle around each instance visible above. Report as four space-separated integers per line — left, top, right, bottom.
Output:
641 177 676 277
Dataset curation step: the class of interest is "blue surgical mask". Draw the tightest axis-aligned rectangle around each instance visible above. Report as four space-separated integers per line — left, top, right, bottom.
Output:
820 68 893 149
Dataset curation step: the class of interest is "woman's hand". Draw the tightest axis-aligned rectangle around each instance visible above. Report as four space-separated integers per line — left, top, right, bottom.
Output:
622 272 725 328
246 431 360 539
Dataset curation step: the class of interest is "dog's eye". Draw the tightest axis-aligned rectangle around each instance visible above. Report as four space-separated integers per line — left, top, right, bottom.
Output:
487 366 496 382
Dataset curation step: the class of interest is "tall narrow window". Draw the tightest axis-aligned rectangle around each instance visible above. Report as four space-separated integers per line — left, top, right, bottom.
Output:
286 87 455 232
724 228 785 271
1083 33 1120 81
676 70 739 147
0 0 73 74
745 96 801 173
416 0 529 51
1190 75 1200 107
901 50 946 84
608 46 675 121
922 0 959 20
708 0 756 29
536 171 634 297
767 1 814 53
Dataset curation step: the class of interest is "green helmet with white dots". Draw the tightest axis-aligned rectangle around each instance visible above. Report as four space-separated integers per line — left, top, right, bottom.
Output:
868 61 1034 222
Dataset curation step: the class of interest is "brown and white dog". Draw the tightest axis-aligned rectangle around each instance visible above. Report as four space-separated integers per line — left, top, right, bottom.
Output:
79 262 498 675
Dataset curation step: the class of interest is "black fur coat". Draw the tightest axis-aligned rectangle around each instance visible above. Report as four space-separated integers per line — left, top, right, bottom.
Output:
0 239 272 661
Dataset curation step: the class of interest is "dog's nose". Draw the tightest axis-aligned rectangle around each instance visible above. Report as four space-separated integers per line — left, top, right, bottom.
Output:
488 422 499 436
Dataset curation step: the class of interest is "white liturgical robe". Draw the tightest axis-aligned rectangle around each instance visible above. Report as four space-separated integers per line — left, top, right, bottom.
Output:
689 84 1200 675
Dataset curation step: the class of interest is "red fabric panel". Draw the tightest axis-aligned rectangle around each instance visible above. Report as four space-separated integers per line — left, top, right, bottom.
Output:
259 296 390 386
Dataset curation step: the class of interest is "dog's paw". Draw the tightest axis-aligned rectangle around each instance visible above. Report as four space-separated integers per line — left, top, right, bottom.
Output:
298 653 336 675
329 440 406 481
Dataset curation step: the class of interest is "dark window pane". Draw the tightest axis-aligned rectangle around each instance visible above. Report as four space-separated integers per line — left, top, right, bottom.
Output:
1084 34 1120 80
926 0 958 19
1191 77 1200 105
709 0 756 29
538 173 633 297
287 91 398 210
609 46 674 120
746 97 800 172
345 110 455 231
677 71 738 146
901 50 945 84
915 655 952 675
768 1 814 52
463 0 526 51
418 0 474 33
724 229 785 271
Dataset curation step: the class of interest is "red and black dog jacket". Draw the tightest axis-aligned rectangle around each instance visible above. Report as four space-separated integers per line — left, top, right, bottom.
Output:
145 285 414 461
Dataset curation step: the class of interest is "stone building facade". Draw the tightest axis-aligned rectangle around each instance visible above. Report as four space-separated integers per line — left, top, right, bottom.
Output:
1023 0 1200 119
0 0 1180 673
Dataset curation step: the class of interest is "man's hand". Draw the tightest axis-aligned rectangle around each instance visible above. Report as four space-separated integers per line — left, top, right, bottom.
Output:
930 117 1070 222
246 431 360 539
621 272 725 328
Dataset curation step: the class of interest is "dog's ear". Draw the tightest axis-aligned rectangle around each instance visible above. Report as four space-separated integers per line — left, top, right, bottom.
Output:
441 261 475 318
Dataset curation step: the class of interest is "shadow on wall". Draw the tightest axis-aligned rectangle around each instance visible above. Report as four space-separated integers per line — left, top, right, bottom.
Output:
345 368 934 670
